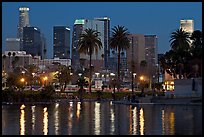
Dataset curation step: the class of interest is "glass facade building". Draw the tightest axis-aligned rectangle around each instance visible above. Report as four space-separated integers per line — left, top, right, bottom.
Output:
23 27 42 58
53 26 71 59
72 19 86 68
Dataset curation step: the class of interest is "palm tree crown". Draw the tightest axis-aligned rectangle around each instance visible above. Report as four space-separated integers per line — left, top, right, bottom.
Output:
169 28 191 52
78 28 103 93
78 28 102 56
109 25 130 89
109 25 130 51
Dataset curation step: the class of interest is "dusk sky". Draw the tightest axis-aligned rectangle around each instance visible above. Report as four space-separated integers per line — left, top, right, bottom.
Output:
2 2 202 59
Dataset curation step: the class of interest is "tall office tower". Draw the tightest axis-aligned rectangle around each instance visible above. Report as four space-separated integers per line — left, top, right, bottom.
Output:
145 35 158 83
180 19 194 45
72 19 86 68
17 7 30 50
82 19 105 60
72 18 109 71
126 34 145 74
158 53 164 82
23 26 43 58
6 38 21 51
80 19 105 71
53 26 71 59
180 19 194 35
94 17 110 69
41 33 47 59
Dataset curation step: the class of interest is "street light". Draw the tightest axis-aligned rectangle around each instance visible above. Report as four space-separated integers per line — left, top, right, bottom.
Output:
20 78 25 83
140 76 144 81
78 73 82 77
43 76 48 86
140 76 144 93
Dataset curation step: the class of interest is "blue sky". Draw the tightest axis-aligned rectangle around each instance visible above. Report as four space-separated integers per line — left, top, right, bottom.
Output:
2 2 202 58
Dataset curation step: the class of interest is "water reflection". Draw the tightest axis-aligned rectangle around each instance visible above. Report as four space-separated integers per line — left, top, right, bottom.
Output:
162 108 175 135
20 104 25 135
94 102 101 135
43 107 48 135
68 101 73 135
76 102 81 119
110 102 115 134
2 102 202 135
139 108 145 135
54 103 59 135
31 106 35 134
132 106 138 135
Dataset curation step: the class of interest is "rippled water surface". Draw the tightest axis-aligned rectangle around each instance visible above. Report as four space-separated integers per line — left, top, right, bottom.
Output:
2 101 202 135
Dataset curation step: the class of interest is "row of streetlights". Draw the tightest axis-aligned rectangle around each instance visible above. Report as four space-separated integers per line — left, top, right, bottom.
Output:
20 76 48 87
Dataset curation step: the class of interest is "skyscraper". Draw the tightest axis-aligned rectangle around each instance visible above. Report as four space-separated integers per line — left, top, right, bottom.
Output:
145 35 158 83
180 19 194 45
126 34 145 73
23 26 42 58
17 7 30 50
180 19 194 35
94 17 110 69
72 19 86 68
53 26 71 59
72 17 110 71
6 38 20 51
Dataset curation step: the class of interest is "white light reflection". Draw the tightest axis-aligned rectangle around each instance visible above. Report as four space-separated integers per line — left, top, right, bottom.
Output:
68 101 73 135
110 104 115 134
43 107 48 135
31 106 36 134
139 108 144 135
54 103 59 135
132 107 138 135
20 104 25 135
94 102 101 135
110 101 113 106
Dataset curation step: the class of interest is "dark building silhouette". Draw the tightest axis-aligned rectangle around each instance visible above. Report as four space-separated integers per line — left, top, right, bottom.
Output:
53 26 71 59
23 26 43 58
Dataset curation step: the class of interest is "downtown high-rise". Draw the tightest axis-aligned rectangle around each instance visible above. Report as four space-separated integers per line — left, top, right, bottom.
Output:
23 26 43 58
72 17 110 71
72 19 86 68
53 26 71 59
17 7 30 50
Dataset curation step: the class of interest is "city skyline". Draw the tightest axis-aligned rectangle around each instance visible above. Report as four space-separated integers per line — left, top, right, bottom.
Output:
2 2 202 59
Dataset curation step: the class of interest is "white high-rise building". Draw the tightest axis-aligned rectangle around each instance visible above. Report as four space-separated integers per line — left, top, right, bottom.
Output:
180 19 194 45
180 19 194 35
6 38 20 51
17 7 30 49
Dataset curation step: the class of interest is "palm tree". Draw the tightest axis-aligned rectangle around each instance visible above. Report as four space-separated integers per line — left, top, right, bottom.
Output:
3 54 6 71
169 28 191 79
78 28 102 94
8 52 11 72
190 30 202 77
109 25 130 91
54 65 73 92
170 28 191 52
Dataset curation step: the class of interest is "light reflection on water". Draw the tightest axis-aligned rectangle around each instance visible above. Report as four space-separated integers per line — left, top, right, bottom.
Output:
2 102 202 135
43 107 48 135
20 104 25 135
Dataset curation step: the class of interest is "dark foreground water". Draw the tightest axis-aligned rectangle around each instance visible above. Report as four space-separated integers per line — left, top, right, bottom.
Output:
2 101 202 135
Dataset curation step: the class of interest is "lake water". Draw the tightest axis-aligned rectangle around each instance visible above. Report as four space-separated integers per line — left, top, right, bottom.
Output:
2 101 202 135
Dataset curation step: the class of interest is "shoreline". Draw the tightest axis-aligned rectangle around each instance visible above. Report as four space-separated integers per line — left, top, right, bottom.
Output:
2 97 202 106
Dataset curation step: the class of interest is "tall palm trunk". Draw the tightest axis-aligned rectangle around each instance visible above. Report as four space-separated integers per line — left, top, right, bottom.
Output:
117 49 121 92
89 46 92 94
